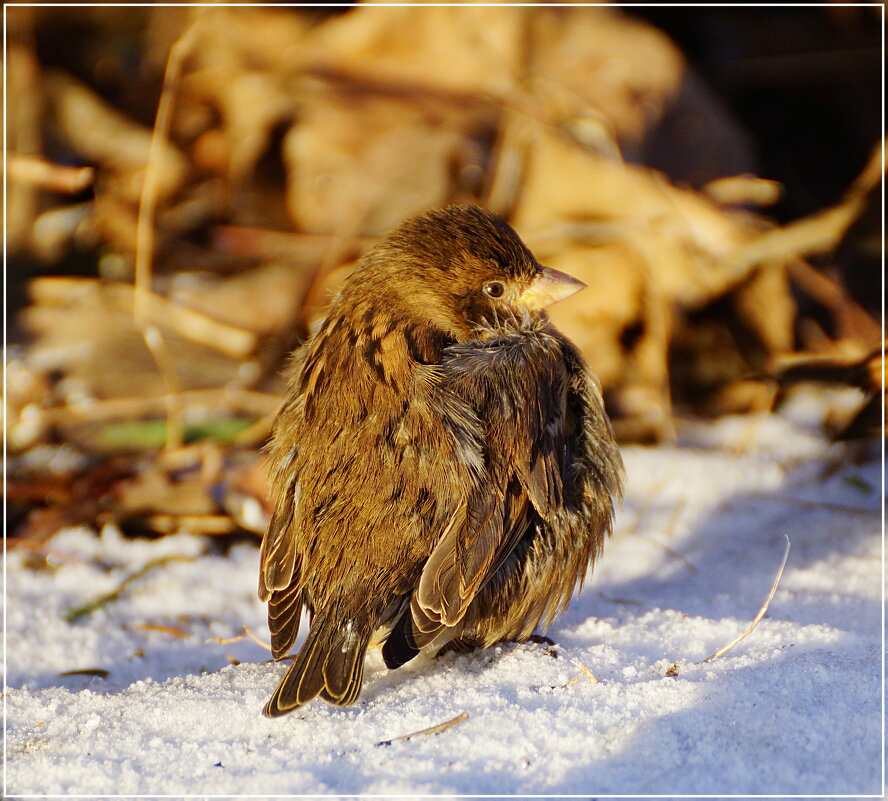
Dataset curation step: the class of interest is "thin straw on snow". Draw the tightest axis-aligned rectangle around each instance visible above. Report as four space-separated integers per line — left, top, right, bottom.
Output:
572 659 601 684
63 555 194 623
702 534 791 663
376 712 470 747
242 624 274 651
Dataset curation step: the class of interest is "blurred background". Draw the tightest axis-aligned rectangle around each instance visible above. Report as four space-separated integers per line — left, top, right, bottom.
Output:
5 3 883 548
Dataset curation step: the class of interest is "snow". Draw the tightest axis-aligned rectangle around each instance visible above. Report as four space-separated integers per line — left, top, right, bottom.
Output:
4 402 883 796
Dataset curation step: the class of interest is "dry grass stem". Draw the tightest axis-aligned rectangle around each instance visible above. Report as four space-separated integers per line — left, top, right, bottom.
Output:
726 139 884 279
702 534 791 663
208 634 247 645
142 324 185 450
727 202 863 273
702 174 782 207
64 555 195 623
750 493 877 516
484 109 529 216
134 16 202 322
132 16 204 449
243 625 274 652
787 259 881 344
134 623 189 638
598 591 642 606
375 712 470 747
213 225 375 262
135 287 259 359
147 514 237 535
58 668 110 678
647 539 698 572
29 277 259 358
230 412 276 447
299 210 372 325
36 388 279 427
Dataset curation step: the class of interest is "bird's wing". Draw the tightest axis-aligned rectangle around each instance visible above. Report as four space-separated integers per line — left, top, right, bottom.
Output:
258 476 301 602
383 328 569 665
258 475 305 658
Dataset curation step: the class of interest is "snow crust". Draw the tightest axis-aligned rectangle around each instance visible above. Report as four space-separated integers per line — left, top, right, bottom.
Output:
5 407 882 796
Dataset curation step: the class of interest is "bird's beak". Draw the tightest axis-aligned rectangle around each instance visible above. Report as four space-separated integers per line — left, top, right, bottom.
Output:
520 266 587 310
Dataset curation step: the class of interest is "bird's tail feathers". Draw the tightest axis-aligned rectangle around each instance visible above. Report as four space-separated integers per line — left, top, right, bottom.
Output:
263 614 370 717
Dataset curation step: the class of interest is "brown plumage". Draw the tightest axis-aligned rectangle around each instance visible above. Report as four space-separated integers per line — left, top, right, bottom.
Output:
259 205 624 717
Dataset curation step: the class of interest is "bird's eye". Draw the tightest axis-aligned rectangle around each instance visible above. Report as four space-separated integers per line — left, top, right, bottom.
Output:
483 281 505 299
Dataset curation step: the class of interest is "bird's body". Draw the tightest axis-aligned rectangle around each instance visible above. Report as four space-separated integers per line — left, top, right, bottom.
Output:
259 205 623 717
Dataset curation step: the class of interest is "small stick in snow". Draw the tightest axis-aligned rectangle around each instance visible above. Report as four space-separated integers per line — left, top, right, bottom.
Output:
558 659 601 688
375 712 469 747
702 535 791 663
58 668 110 678
571 659 601 683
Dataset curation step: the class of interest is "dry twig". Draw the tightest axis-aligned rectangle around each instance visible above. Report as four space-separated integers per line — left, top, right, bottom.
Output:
134 623 189 638
58 668 110 678
147 514 238 536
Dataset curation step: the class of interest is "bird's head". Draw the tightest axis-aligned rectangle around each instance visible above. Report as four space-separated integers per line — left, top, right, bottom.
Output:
359 205 586 341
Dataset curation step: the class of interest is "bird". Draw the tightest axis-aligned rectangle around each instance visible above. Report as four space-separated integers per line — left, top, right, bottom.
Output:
258 204 624 717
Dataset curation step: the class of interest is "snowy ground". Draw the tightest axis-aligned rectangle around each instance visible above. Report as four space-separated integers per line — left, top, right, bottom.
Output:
5 396 883 796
